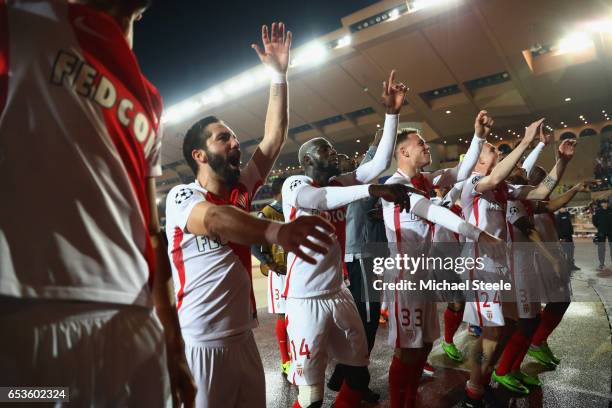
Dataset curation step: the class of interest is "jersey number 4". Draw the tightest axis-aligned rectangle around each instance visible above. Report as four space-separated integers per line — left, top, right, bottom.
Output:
291 338 311 360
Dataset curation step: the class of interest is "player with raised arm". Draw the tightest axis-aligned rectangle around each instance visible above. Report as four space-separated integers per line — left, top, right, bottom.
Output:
460 119 570 407
381 111 501 408
282 70 418 408
0 1 197 406
165 23 335 408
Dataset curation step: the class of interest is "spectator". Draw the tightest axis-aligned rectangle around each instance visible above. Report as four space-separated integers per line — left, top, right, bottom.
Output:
556 207 579 271
593 200 612 270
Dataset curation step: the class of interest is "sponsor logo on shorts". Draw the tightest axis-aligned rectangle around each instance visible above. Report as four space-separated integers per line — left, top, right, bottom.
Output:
486 310 493 320
296 364 303 377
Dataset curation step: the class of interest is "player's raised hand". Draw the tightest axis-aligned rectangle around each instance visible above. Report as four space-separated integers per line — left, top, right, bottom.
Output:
369 184 427 213
558 139 577 162
539 124 553 146
252 22 292 74
522 118 546 145
474 110 494 139
278 215 334 264
381 70 408 114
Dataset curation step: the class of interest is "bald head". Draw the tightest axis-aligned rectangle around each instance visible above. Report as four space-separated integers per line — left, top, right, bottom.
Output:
298 137 329 167
297 137 340 179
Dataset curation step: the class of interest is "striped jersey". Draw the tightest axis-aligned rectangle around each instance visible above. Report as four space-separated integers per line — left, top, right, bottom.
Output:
0 1 163 306
165 165 262 342
281 175 347 299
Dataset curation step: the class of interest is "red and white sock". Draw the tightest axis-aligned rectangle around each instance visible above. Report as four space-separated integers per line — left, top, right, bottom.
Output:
444 307 463 344
275 319 290 363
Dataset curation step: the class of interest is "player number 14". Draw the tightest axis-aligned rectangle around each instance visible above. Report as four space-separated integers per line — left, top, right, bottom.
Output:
291 338 311 360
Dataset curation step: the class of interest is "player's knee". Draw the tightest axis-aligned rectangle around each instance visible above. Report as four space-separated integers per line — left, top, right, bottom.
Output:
297 384 323 407
344 365 369 390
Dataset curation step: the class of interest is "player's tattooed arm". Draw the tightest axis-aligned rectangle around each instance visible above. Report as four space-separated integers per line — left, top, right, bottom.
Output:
525 139 576 200
250 22 292 180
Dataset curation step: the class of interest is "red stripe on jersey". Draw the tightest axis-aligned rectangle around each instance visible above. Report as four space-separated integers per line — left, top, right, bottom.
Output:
393 205 402 253
69 5 159 286
282 206 298 297
0 0 8 116
473 196 481 227
472 241 484 327
283 255 299 298
171 227 186 310
393 285 401 348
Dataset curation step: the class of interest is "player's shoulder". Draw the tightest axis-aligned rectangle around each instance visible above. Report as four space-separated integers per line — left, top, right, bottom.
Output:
283 175 312 192
167 182 204 206
384 172 407 185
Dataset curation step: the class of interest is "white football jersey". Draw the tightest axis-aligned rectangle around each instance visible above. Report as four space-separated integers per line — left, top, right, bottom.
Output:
430 197 462 243
165 165 262 342
281 175 347 299
0 1 163 306
506 199 533 243
461 174 526 240
382 171 433 257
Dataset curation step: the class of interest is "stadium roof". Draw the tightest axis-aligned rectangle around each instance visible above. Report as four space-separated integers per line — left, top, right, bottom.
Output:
158 0 612 191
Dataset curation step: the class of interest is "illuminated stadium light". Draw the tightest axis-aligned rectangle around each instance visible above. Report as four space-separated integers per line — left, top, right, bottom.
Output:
356 139 361 143
411 0 456 12
584 19 612 33
292 41 328 67
388 8 400 21
557 32 593 54
564 97 572 102
202 88 225 105
336 35 352 48
445 110 452 114
376 124 381 128
162 99 202 125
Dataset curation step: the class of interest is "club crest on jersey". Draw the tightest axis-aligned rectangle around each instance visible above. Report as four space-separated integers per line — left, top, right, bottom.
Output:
175 188 194 205
296 364 304 377
486 310 493 320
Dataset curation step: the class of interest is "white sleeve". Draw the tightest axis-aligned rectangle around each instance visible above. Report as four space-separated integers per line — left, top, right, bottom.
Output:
411 194 482 240
522 142 545 177
428 134 484 187
353 114 398 183
507 201 528 225
442 181 464 206
282 176 371 210
165 185 205 232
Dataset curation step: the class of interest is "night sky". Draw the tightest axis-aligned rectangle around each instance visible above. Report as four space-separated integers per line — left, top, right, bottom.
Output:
134 0 378 106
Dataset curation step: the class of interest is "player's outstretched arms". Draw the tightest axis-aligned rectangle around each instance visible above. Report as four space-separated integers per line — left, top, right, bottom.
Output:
249 22 292 179
187 200 334 264
525 139 576 200
475 118 544 193
335 70 407 186
146 179 197 408
538 182 587 213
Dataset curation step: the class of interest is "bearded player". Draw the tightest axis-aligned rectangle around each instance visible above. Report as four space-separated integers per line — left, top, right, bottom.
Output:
282 70 418 408
166 23 335 408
